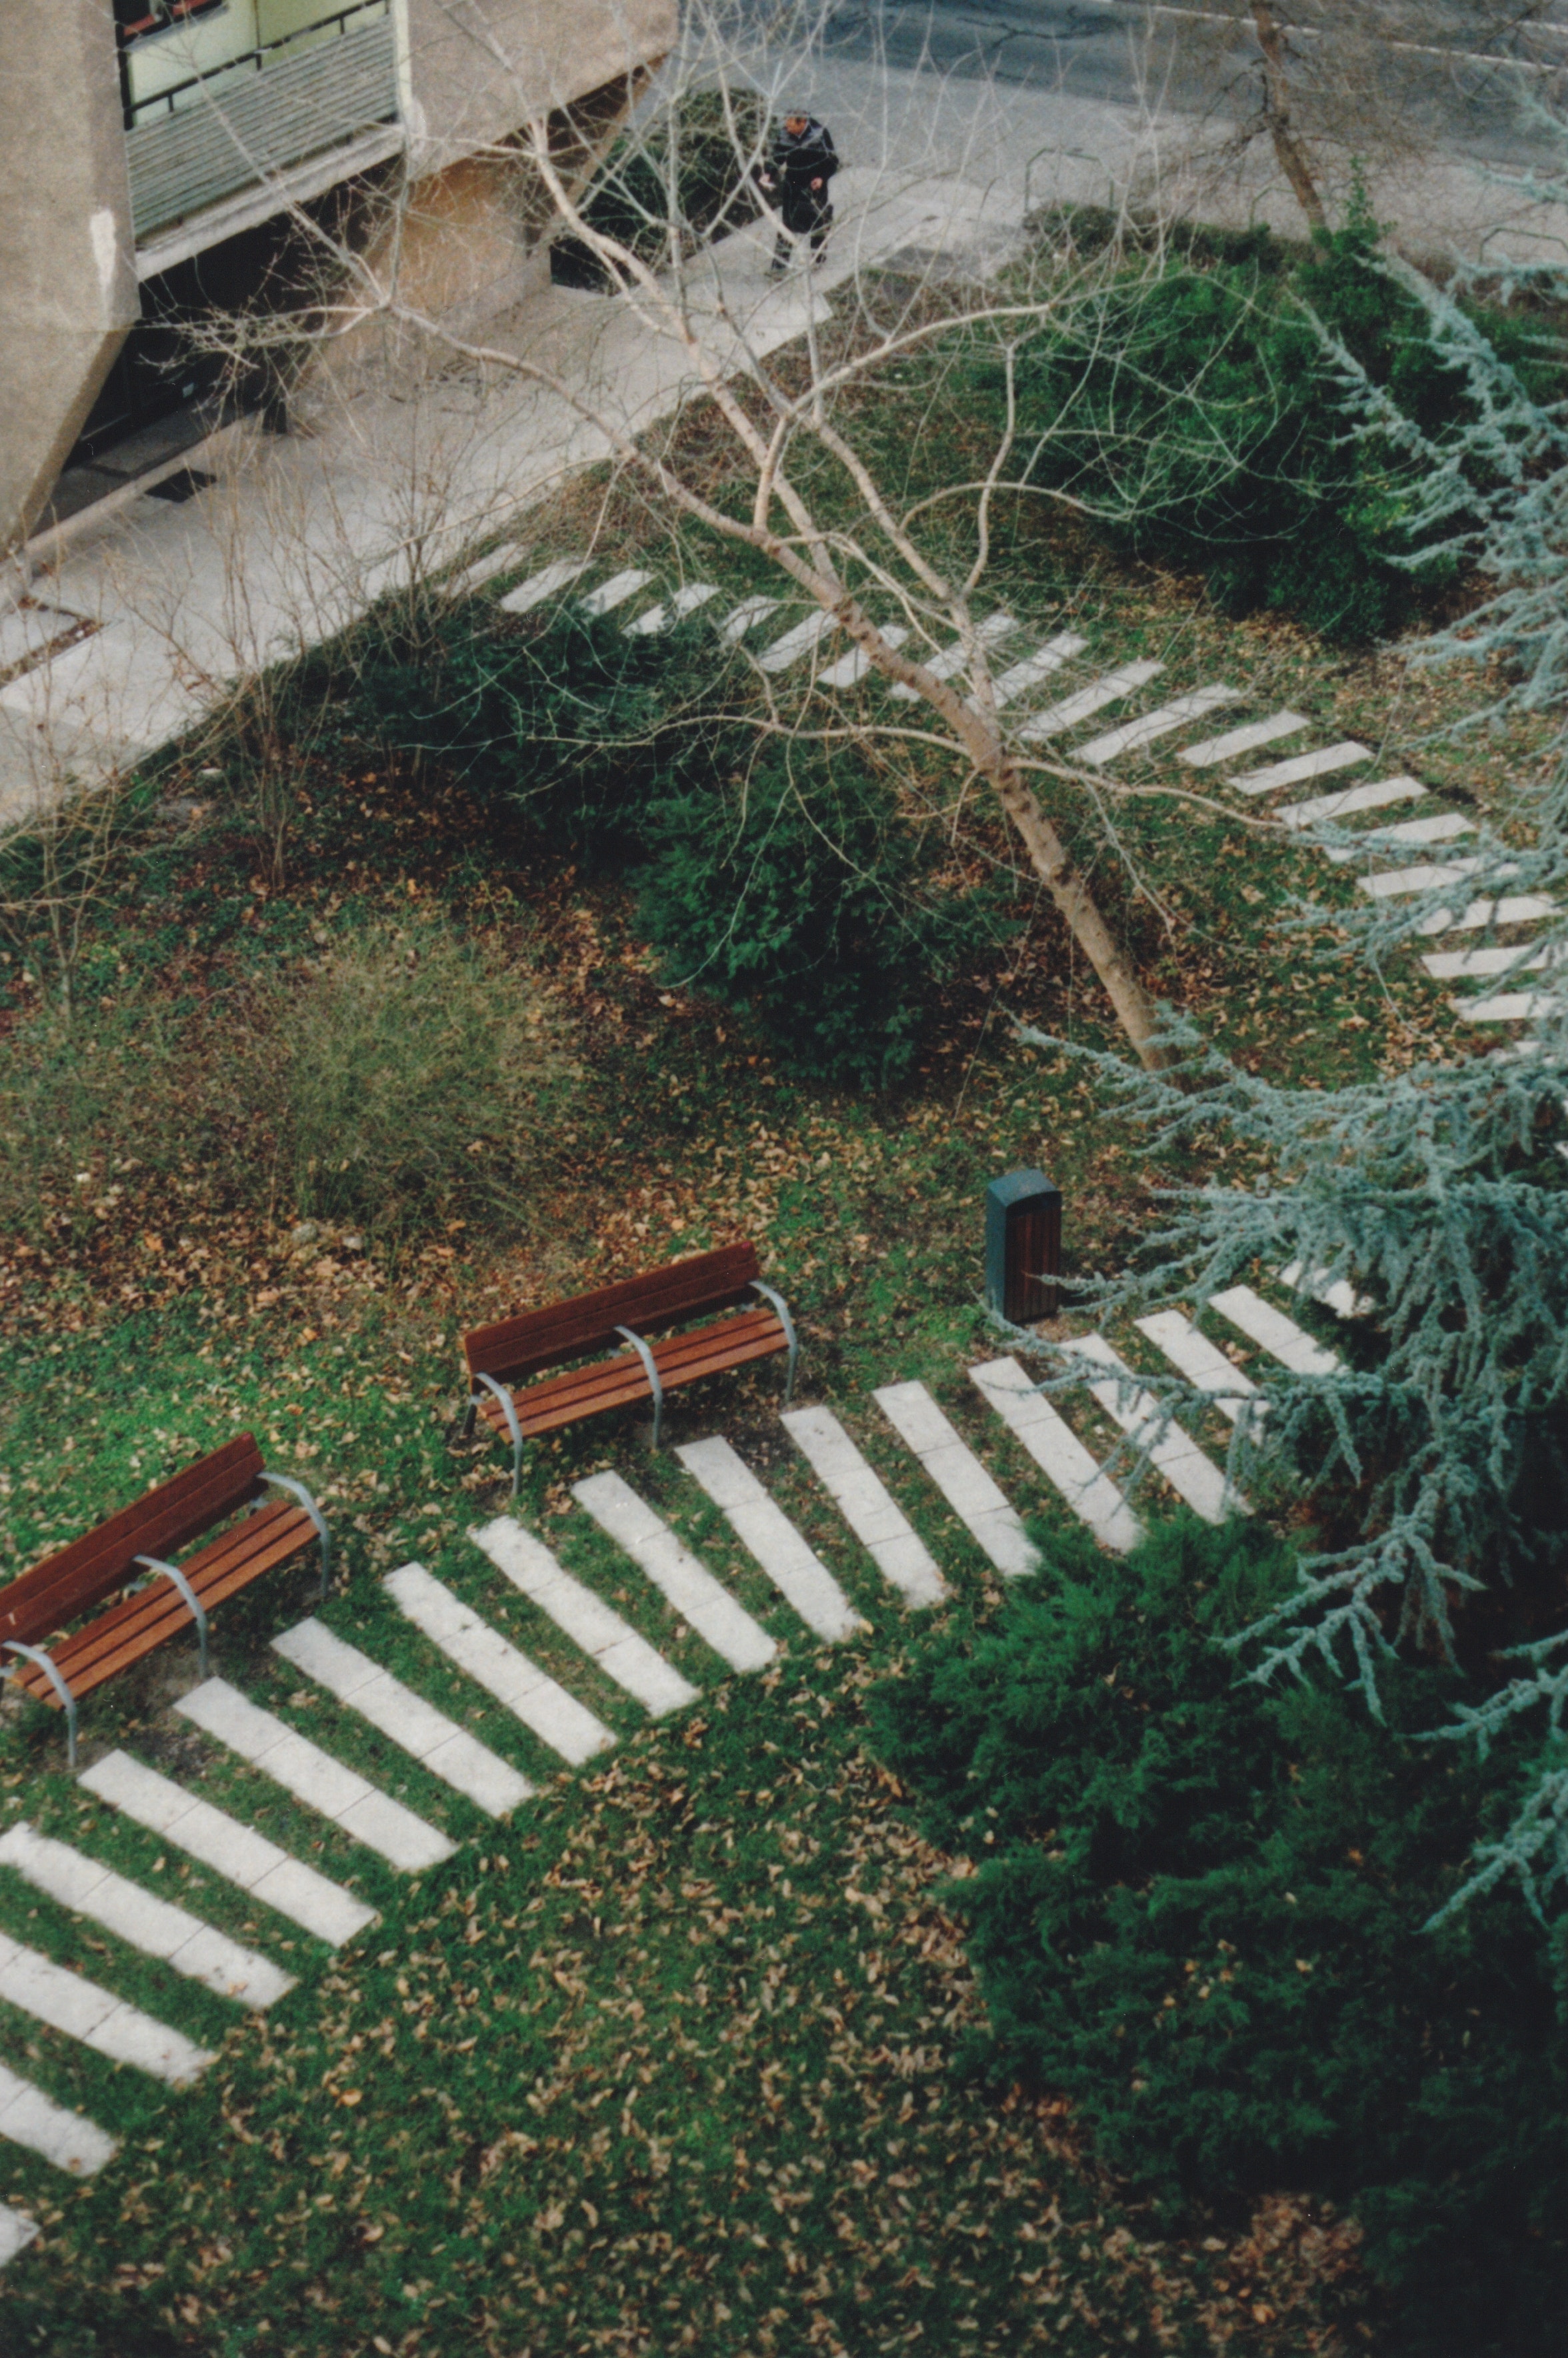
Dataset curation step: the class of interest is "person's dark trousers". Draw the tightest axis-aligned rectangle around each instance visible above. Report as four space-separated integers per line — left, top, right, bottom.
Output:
771 195 833 270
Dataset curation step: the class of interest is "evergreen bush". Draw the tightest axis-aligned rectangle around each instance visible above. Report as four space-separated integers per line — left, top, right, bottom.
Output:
551 89 767 289
871 1516 1568 2356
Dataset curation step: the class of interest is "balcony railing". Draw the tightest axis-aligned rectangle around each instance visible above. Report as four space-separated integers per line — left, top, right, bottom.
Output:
125 3 399 244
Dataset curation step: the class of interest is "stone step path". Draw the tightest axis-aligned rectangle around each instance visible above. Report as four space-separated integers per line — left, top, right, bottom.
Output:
272 1620 534 1817
0 2061 117 2175
79 1750 377 1947
1235 740 1371 796
1359 856 1489 898
871 1380 1040 1578
674 1436 864 1640
1069 1336 1243 1523
579 568 653 617
1078 684 1241 766
887 611 1017 698
446 541 529 596
571 1473 778 1672
1210 1286 1341 1376
469 1518 701 1716
384 1565 615 1765
1415 892 1555 936
1323 810 1473 862
1133 1311 1262 1424
1457 987 1554 1022
779 1405 947 1606
0 2207 37 2267
0 1931 215 2087
968 1356 1144 1554
625 583 720 636
1181 710 1308 766
719 594 783 643
0 1823 293 2009
757 610 837 672
1278 1262 1371 1318
175 1680 455 1875
1277 774 1426 832
496 557 590 614
1422 942 1561 980
819 623 908 690
986 632 1088 710
1017 659 1163 742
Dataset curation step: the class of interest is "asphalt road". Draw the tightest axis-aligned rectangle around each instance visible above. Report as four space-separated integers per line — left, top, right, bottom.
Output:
821 2 1568 163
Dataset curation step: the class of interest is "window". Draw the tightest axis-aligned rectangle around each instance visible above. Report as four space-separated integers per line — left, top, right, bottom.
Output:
115 1 229 43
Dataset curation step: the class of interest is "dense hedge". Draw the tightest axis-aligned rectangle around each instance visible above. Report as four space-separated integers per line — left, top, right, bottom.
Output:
871 1516 1568 2356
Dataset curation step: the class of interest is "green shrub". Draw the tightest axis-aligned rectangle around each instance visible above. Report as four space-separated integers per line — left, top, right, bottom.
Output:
636 742 1006 1088
870 1516 1568 2356
552 89 767 289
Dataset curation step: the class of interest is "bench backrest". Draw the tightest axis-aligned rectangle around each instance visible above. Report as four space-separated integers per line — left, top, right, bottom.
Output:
465 1242 763 1389
0 1434 266 1654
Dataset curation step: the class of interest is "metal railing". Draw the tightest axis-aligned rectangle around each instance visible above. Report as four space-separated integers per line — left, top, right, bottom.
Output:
125 2 391 127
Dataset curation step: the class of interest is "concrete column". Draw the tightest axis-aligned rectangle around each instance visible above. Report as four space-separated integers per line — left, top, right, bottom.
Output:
0 0 141 557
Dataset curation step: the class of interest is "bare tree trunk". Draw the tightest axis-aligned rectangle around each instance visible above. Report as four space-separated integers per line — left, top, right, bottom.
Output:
1253 3 1329 233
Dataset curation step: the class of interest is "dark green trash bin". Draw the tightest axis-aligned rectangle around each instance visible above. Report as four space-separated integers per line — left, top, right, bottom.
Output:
985 1169 1061 1324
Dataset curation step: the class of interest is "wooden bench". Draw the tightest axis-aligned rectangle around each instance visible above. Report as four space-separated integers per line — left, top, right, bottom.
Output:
1 1434 329 1771
462 1241 799 1492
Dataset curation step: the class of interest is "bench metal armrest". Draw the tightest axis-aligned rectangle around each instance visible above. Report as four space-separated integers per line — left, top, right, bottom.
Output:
749 1280 799 1406
134 1554 210 1682
260 1472 331 1600
2 1642 79 1773
615 1326 665 1450
471 1374 526 1497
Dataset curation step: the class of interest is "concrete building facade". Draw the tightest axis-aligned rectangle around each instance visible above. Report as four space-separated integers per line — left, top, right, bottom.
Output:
0 0 675 556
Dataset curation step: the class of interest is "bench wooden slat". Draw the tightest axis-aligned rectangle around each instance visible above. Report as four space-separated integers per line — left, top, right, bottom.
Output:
475 1308 787 1439
465 1242 762 1387
0 1433 264 1650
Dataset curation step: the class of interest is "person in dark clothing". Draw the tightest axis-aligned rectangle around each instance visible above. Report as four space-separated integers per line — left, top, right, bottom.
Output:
757 113 839 275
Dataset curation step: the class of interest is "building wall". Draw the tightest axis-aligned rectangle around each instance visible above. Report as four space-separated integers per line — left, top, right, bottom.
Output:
401 0 677 173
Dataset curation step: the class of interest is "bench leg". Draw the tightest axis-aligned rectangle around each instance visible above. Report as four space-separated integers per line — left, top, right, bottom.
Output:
750 1280 800 1408
135 1554 209 1682
473 1376 527 1497
3 1645 79 1774
615 1326 665 1450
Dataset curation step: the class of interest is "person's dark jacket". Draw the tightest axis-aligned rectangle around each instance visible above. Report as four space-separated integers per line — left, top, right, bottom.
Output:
761 119 838 229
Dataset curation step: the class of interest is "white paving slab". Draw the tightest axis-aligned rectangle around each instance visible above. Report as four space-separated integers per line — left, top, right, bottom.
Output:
1234 740 1372 796
175 1680 454 1873
78 1750 376 1946
1453 990 1556 1022
1134 1312 1262 1425
985 632 1088 710
873 1382 1039 1578
1277 1263 1373 1318
1179 710 1309 766
0 2205 38 2267
779 1405 947 1606
1015 660 1164 742
496 557 589 614
273 1620 534 1818
0 1932 214 2086
468 1519 700 1716
719 594 783 643
1414 893 1556 936
0 2062 116 2175
969 1358 1144 1553
578 568 653 617
887 610 1016 698
623 583 720 635
757 610 837 672
1209 1286 1340 1376
445 541 525 596
1421 942 1562 980
0 1823 293 2010
1277 775 1427 832
1076 684 1241 765
1358 858 1491 898
674 1437 864 1640
817 622 908 688
1068 1336 1243 1523
1323 810 1473 862
570 1474 778 1672
384 1564 616 1764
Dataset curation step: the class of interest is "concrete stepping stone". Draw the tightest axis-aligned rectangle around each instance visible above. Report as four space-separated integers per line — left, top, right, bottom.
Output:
445 541 527 597
624 583 720 635
176 1680 455 1875
1209 1286 1340 1376
1421 942 1561 980
1134 1312 1262 1425
779 1406 947 1606
818 623 908 689
1453 989 1555 1023
570 1474 778 1672
757 610 837 672
579 568 653 617
1414 892 1555 936
1323 810 1472 862
985 632 1088 710
384 1566 615 1765
468 1519 700 1716
1068 1336 1244 1523
1277 775 1426 832
0 1823 293 2010
273 1620 534 1819
1358 858 1490 899
969 1357 1144 1554
0 2061 116 2175
0 1931 215 2086
1235 740 1371 796
1180 710 1309 766
674 1437 865 1639
871 1381 1040 1578
719 595 783 643
0 2205 38 2267
79 1750 376 1947
1077 684 1242 766
888 610 1016 698
496 557 589 614
1278 1262 1372 1318
1015 660 1164 742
